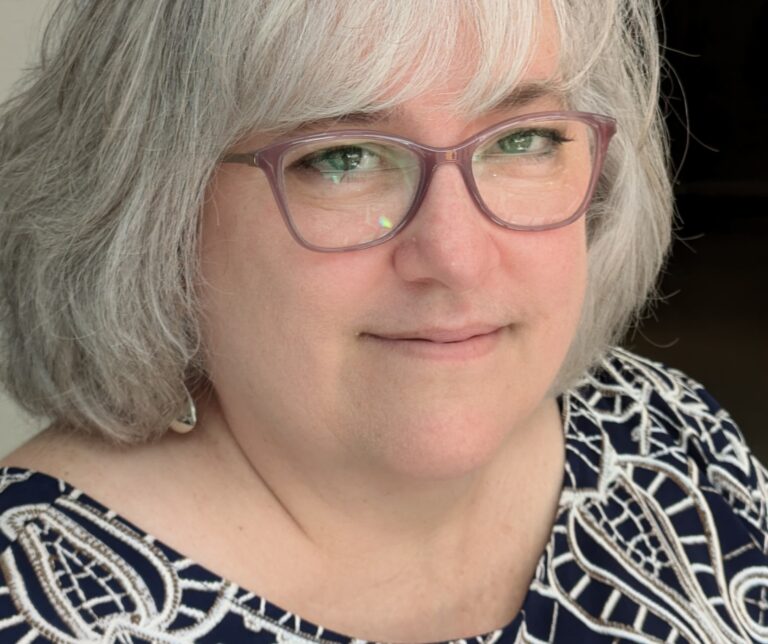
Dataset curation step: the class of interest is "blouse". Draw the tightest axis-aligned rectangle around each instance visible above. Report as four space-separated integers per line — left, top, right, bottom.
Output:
0 348 766 643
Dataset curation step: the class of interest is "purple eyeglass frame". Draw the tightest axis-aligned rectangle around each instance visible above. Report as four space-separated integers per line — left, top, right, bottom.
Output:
222 110 617 252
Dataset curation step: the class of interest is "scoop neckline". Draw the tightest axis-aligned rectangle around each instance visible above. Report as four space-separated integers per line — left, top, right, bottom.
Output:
0 391 577 643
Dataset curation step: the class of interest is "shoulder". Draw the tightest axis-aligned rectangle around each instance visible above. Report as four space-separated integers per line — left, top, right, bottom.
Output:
582 348 757 464
568 346 768 539
544 350 768 641
0 466 134 640
0 466 73 550
577 347 728 421
0 448 312 642
0 461 207 641
0 427 88 553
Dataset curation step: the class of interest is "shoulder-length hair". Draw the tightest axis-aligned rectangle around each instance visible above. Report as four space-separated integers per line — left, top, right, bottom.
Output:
0 0 671 443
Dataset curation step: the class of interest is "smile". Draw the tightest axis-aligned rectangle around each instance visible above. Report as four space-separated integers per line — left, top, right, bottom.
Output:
362 326 505 360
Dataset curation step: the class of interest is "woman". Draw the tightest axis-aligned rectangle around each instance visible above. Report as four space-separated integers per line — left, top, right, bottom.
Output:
0 1 764 642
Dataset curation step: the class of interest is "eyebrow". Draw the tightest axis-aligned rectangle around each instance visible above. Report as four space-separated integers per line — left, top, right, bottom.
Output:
298 109 398 131
491 81 567 111
294 81 567 132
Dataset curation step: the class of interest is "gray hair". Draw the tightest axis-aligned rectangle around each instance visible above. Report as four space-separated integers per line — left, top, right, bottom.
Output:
0 0 672 443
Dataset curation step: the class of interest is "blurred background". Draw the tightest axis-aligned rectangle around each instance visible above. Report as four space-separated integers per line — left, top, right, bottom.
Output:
625 1 768 459
0 1 766 458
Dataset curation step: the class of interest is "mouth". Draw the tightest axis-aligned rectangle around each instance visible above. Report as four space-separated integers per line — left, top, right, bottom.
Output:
361 325 506 360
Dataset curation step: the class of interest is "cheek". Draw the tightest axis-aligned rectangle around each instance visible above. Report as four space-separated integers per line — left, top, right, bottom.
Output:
201 167 327 332
499 222 588 393
506 222 588 321
200 172 304 380
199 172 376 405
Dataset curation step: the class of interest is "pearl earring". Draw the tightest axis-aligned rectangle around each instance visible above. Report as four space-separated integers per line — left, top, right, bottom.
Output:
169 387 197 433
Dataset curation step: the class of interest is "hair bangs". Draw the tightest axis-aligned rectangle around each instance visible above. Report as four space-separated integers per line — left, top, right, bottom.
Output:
221 0 545 139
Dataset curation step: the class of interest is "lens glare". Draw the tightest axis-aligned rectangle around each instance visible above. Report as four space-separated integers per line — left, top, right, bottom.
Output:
472 118 596 228
282 138 421 249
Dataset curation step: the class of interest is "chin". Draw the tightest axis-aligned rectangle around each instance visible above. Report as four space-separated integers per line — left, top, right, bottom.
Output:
368 410 515 481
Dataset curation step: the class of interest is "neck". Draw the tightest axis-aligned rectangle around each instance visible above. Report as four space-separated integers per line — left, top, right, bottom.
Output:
192 393 564 559
171 393 565 641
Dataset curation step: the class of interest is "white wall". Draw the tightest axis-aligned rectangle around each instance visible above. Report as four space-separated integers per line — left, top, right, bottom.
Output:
0 1 57 455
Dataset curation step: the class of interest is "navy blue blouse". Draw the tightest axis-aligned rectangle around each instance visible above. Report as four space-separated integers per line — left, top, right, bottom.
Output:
0 348 766 643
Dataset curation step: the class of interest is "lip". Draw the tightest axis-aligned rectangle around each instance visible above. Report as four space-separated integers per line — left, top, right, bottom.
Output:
362 325 506 360
372 324 503 343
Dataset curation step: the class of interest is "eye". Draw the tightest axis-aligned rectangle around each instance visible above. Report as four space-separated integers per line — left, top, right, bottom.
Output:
486 128 572 157
290 145 384 184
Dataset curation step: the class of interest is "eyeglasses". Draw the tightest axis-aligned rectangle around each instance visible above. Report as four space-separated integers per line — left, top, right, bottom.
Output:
222 111 616 252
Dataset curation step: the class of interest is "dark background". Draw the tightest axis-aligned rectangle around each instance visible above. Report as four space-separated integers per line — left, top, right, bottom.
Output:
625 2 768 459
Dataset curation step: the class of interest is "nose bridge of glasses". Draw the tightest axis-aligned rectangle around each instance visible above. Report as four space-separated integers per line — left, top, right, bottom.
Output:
437 149 459 163
417 145 483 219
427 143 469 169
423 144 474 182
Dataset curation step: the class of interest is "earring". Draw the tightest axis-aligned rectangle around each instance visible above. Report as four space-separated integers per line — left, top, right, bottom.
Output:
169 387 197 433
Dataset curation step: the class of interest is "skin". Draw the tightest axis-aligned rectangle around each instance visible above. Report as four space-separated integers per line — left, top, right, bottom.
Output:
1 5 587 641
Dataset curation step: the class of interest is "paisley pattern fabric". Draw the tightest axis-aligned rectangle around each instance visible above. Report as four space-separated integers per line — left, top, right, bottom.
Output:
0 348 766 643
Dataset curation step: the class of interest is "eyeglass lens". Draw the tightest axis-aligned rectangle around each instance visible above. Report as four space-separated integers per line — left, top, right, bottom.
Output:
280 117 597 249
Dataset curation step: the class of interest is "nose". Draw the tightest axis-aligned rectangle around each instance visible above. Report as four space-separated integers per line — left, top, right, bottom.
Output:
392 164 501 291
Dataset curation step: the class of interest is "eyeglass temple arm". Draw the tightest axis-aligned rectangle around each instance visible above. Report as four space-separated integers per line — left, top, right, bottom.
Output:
221 152 259 166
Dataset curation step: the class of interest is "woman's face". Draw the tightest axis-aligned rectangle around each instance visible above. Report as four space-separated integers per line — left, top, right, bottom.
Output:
200 13 587 481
